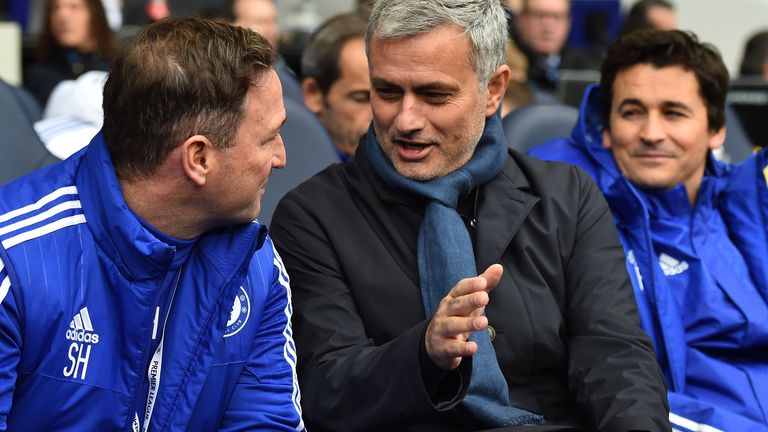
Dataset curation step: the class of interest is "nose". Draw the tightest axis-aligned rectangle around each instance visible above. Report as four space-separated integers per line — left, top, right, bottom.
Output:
639 112 665 145
393 93 426 136
273 134 286 169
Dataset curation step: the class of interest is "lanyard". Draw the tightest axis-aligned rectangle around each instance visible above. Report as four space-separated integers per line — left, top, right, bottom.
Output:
132 267 182 432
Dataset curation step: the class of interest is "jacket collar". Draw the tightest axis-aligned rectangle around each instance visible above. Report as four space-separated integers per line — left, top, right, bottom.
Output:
76 133 266 281
474 151 540 268
572 84 623 183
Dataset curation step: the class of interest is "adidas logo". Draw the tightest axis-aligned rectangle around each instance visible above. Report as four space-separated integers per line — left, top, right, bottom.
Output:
65 307 100 344
659 253 689 276
67 307 99 344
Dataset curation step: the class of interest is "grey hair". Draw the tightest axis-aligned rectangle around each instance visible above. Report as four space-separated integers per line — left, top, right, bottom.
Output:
366 0 508 87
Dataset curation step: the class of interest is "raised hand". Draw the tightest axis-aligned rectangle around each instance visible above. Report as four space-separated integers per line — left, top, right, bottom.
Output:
424 264 503 370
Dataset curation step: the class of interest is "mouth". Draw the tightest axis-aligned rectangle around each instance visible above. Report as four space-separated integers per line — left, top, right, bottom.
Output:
394 139 434 161
633 153 675 164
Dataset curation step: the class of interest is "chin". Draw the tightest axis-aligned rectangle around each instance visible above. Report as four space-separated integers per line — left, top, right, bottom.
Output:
393 163 435 181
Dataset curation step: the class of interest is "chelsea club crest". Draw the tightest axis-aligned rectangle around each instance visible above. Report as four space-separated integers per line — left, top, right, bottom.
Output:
224 286 250 338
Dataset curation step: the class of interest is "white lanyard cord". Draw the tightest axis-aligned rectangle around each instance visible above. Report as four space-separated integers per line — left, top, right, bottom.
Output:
133 267 183 432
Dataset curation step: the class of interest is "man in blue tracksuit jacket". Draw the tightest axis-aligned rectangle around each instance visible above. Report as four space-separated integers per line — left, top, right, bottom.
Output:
530 29 768 432
0 18 304 431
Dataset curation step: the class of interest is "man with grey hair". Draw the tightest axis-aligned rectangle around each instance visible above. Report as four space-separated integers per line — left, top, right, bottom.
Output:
271 0 669 430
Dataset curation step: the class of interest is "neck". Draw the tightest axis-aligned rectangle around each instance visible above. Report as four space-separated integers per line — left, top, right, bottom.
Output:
120 176 206 240
684 180 700 207
683 165 708 206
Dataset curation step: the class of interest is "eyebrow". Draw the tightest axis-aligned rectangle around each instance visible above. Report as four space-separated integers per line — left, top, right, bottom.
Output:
617 98 693 114
370 78 457 92
616 98 644 110
661 101 693 113
370 78 395 88
273 116 287 134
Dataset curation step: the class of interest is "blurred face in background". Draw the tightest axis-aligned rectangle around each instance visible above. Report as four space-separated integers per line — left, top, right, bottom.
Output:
646 5 677 30
233 0 279 48
50 0 95 51
516 0 571 56
506 0 524 14
303 37 372 157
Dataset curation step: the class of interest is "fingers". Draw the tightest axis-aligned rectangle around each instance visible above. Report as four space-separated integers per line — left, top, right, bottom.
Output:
439 339 478 360
424 264 503 370
425 317 483 370
480 264 503 290
441 289 489 317
448 264 504 298
431 314 488 337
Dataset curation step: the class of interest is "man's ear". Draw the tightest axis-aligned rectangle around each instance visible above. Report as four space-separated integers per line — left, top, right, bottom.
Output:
181 135 215 186
709 126 726 151
602 128 612 149
302 77 325 116
485 65 512 116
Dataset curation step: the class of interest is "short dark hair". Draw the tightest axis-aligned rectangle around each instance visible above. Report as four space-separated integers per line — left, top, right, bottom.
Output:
600 29 729 133
301 13 368 94
37 0 117 63
619 0 675 37
739 30 768 77
102 17 274 179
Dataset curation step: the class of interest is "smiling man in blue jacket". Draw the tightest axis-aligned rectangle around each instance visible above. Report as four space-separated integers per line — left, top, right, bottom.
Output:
0 17 305 431
530 29 768 432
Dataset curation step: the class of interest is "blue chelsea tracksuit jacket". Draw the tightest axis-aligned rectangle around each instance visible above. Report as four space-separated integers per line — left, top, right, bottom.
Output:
530 85 768 432
0 133 305 431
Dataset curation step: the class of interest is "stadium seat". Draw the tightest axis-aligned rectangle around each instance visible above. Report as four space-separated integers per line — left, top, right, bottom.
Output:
502 103 579 153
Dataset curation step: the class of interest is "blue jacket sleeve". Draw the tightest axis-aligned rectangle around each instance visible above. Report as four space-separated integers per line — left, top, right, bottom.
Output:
720 149 768 304
669 392 768 432
217 241 305 432
0 257 22 431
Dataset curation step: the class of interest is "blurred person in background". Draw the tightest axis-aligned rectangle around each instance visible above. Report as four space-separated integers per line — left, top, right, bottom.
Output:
733 30 768 154
514 0 601 94
301 13 371 161
356 0 374 20
501 40 534 117
231 0 278 49
619 0 677 37
230 0 303 102
23 0 115 106
739 30 768 78
33 70 107 160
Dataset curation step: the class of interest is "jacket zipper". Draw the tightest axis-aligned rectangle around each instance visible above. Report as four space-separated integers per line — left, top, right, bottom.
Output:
126 284 164 432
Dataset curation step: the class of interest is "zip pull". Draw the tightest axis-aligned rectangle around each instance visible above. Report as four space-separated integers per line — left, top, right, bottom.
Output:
151 306 160 340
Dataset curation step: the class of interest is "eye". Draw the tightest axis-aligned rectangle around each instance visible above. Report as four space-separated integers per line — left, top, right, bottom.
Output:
619 108 641 119
350 92 370 103
423 92 449 104
263 132 280 145
373 87 401 101
664 110 685 119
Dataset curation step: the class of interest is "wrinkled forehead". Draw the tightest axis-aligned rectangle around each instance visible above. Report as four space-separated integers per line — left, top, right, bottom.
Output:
367 26 473 70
